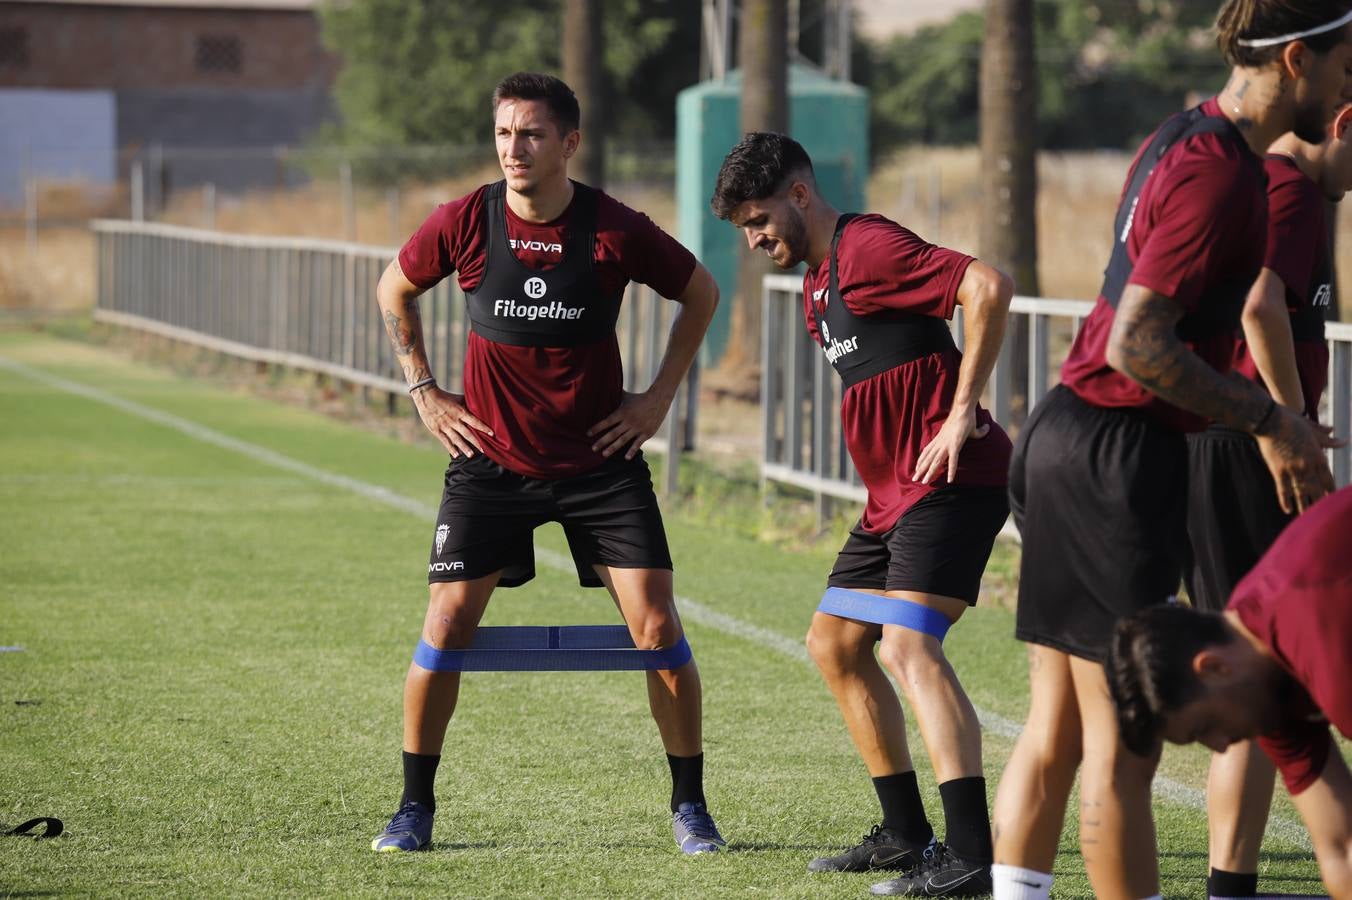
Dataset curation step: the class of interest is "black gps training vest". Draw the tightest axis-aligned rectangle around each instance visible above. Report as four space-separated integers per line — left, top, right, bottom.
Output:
1292 225 1332 343
1098 106 1261 342
811 214 956 388
1292 253 1332 342
465 180 622 347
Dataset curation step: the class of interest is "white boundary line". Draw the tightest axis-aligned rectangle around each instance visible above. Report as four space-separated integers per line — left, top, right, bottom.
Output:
0 352 1313 853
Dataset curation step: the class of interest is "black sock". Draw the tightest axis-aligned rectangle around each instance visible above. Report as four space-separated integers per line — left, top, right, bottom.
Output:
400 751 441 813
1208 868 1258 898
872 771 934 848
667 752 705 812
938 776 992 864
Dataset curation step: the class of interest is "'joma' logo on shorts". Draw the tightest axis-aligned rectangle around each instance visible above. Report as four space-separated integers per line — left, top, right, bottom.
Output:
429 561 466 573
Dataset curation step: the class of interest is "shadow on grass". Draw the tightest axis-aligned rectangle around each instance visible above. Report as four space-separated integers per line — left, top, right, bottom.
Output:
721 841 836 853
422 839 830 854
423 841 501 852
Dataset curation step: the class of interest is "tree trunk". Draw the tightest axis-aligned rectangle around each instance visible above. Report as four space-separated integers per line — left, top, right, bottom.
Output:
716 0 788 392
978 0 1039 419
563 0 605 189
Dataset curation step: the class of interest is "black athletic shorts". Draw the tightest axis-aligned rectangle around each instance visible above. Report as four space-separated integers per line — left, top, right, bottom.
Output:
1010 385 1187 661
1185 425 1292 612
826 484 1010 604
427 451 672 588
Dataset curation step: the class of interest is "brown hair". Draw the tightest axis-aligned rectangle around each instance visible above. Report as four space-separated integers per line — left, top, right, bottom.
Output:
1217 0 1352 67
709 132 815 220
1105 605 1235 756
491 72 580 135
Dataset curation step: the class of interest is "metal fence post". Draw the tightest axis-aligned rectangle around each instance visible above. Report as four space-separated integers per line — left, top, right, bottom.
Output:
203 183 216 230
25 177 38 255
760 278 776 499
340 162 355 242
387 187 402 245
131 162 144 222
1333 337 1351 485
1029 310 1049 414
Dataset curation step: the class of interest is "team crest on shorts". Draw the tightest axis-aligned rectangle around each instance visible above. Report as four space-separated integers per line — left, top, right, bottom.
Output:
435 524 450 557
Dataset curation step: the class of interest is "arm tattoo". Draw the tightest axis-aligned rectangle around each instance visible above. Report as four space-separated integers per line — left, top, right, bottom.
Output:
382 304 422 357
400 362 431 383
1110 291 1269 431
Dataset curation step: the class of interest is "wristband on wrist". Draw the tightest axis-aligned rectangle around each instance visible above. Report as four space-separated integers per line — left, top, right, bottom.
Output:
1254 396 1278 435
407 376 437 395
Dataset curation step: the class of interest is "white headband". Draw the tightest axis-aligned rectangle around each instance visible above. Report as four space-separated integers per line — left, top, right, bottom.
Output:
1236 8 1352 48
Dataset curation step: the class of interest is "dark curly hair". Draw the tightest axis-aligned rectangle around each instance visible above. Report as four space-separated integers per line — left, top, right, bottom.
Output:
1217 0 1352 67
492 72 580 135
710 132 815 220
1104 604 1235 756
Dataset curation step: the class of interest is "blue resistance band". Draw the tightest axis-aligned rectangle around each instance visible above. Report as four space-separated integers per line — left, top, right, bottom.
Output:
413 626 693 672
816 587 952 641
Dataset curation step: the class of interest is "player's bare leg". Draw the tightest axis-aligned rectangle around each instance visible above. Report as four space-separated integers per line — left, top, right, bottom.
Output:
403 574 500 754
806 610 934 875
597 564 723 853
1070 654 1161 900
596 564 701 756
373 573 499 852
876 590 980 782
1207 739 1277 878
990 644 1081 898
806 611 913 775
869 591 993 896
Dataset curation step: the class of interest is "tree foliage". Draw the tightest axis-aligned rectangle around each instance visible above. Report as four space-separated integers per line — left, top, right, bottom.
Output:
317 0 693 152
861 0 1230 155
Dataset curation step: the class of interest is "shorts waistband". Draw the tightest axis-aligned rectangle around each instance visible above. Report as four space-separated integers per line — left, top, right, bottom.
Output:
1193 424 1255 441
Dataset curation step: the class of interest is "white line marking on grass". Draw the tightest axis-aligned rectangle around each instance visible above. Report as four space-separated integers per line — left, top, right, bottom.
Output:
0 356 439 519
2 353 1313 853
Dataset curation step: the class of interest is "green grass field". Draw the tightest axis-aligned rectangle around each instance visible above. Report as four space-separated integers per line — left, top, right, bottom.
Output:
0 329 1333 898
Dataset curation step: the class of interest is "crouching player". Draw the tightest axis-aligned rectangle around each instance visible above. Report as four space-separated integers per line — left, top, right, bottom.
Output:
1108 486 1352 900
712 132 1014 896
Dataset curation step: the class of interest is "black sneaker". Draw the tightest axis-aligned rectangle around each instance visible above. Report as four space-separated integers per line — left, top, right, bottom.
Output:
807 824 935 873
869 842 991 896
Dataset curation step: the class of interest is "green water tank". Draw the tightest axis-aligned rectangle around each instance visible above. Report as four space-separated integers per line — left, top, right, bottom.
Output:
676 63 869 363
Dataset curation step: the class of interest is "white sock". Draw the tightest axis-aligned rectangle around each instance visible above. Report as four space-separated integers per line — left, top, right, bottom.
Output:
1139 896 1163 900
991 864 1053 900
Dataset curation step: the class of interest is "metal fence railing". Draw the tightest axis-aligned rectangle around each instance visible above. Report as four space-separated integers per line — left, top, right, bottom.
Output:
761 273 1352 526
92 220 698 495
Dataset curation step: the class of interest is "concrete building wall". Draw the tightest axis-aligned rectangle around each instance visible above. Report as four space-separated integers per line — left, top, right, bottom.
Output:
0 2 336 92
0 87 115 202
0 1 339 194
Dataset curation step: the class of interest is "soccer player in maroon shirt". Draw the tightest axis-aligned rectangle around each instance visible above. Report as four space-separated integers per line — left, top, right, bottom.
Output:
1187 103 1352 900
712 133 1016 897
368 73 722 853
989 4 1352 899
1107 486 1352 900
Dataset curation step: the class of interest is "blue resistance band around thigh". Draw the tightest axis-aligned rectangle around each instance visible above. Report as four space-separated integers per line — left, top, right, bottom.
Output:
816 587 952 642
413 625 693 672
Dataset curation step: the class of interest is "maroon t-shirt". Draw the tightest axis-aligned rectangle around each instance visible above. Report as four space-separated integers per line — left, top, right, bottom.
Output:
1231 155 1331 422
1061 98 1268 432
398 184 696 478
801 214 1012 534
1229 486 1352 795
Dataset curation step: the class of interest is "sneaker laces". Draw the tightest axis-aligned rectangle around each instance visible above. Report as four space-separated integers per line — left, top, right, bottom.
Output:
907 841 953 877
857 823 891 846
386 802 426 833
674 805 719 840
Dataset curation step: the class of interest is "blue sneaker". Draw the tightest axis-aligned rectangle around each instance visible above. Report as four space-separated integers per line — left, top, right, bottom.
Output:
672 802 726 854
370 801 434 852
